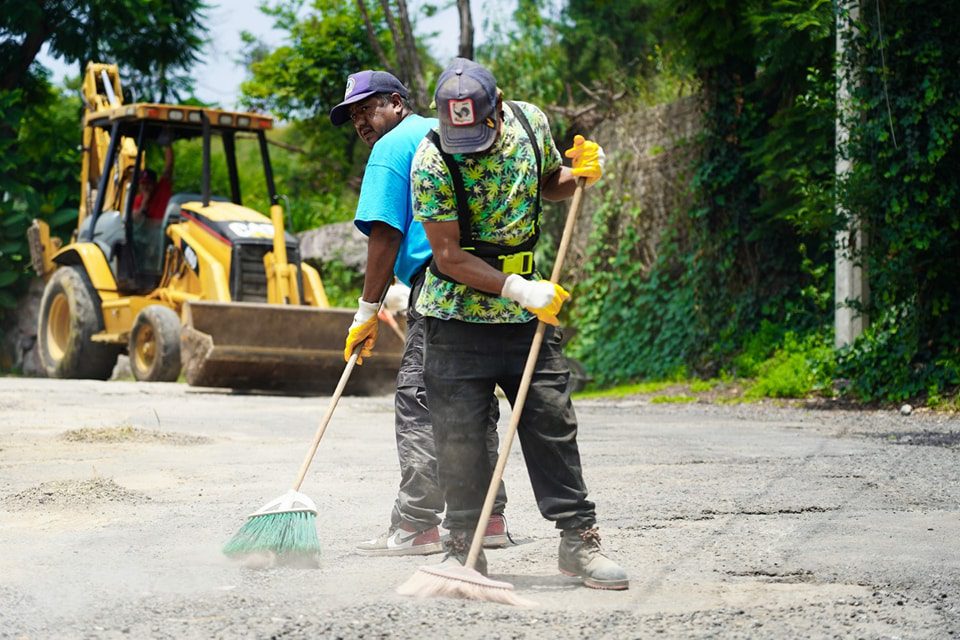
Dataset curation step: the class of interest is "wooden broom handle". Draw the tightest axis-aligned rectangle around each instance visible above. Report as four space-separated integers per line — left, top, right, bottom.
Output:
292 286 391 491
466 178 587 569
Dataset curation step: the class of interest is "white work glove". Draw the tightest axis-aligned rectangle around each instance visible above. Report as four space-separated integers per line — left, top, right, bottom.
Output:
343 297 380 364
500 274 571 326
383 283 410 314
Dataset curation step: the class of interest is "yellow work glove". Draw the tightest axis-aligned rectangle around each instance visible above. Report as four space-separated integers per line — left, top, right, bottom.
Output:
564 134 606 187
344 298 380 364
500 274 571 326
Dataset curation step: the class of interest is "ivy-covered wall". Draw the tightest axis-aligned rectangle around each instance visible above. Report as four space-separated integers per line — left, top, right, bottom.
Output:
569 1 959 403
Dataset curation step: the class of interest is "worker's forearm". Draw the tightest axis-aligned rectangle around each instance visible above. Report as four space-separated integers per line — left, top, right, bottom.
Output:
433 246 507 296
361 222 402 302
541 167 579 201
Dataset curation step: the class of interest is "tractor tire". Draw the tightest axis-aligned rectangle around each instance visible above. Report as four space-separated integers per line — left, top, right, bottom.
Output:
38 266 120 380
128 305 182 382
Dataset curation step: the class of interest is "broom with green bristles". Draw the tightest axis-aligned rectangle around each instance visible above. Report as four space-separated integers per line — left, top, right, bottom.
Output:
223 294 387 568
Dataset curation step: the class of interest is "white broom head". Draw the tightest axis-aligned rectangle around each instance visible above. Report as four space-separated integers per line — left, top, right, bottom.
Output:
249 489 318 517
397 564 537 607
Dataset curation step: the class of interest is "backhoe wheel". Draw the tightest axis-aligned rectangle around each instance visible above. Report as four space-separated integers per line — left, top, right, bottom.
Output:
38 266 120 380
129 305 182 382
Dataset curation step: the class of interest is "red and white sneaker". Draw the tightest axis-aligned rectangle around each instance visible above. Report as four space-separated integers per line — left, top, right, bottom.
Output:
482 514 510 548
356 522 443 556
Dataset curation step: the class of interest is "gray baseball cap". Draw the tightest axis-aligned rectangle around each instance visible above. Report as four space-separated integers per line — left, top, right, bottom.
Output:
329 70 409 126
434 58 499 154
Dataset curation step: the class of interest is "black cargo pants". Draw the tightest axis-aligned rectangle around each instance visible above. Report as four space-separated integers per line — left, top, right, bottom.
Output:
423 317 597 532
391 270 507 530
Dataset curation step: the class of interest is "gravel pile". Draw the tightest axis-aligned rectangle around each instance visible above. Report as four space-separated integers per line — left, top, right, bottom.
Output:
2 478 151 510
61 425 211 446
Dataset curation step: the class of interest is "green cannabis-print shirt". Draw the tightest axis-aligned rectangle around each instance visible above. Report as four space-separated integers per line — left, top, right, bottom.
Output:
411 101 562 323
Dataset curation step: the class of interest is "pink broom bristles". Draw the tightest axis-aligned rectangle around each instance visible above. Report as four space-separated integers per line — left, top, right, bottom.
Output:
396 564 537 607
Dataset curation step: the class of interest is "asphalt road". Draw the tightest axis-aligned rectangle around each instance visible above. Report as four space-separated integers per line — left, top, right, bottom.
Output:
1 377 958 639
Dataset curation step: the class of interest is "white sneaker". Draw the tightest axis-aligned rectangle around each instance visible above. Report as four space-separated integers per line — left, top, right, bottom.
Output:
356 523 443 556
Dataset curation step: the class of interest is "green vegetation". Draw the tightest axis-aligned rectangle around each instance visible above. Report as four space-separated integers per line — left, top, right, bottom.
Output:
0 83 82 310
311 258 363 308
2 1 957 408
568 0 959 407
574 380 675 400
0 2 209 348
171 130 357 233
650 395 697 404
689 379 718 393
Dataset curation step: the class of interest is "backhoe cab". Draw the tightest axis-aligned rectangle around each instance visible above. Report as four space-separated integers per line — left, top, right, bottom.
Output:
28 62 402 394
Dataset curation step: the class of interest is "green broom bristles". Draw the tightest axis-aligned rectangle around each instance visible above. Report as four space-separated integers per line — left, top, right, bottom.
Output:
223 511 320 568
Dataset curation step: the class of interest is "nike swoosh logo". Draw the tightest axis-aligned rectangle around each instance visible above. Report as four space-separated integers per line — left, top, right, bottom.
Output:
388 531 419 547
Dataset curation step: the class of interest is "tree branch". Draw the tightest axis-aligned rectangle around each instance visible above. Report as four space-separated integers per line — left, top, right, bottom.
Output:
393 0 428 110
355 0 393 72
1 21 51 91
457 0 474 60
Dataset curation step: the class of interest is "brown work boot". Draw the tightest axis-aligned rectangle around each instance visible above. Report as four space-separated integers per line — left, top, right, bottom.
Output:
441 529 488 577
558 526 629 590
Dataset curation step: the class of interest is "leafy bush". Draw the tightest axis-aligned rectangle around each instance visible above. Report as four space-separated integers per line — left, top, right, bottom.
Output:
732 321 786 378
746 332 835 399
0 84 81 313
308 258 362 308
836 303 960 403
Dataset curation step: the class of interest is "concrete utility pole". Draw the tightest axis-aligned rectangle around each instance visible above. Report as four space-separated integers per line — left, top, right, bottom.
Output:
835 0 869 348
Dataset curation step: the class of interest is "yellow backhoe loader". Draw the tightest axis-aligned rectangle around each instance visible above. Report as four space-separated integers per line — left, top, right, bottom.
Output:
27 62 402 394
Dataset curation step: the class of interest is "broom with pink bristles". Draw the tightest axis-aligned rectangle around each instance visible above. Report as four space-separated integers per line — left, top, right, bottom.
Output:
396 176 589 606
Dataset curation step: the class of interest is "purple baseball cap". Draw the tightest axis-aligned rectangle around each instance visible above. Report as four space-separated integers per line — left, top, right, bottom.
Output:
329 70 410 126
434 58 499 154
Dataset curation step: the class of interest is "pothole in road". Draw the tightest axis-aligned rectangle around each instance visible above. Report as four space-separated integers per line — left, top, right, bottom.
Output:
725 568 815 583
2 478 152 510
61 425 211 446
869 430 960 449
702 506 838 516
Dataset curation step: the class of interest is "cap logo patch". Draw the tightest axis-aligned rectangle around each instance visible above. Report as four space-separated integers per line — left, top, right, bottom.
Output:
344 77 356 98
448 98 476 126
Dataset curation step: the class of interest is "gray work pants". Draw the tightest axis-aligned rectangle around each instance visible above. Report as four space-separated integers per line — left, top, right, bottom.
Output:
390 269 507 531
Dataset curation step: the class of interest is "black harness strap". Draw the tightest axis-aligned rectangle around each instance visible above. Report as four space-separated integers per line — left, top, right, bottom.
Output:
427 129 474 251
508 100 543 230
426 101 543 285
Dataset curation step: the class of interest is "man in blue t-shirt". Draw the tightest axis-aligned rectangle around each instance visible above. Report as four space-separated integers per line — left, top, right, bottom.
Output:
329 70 509 556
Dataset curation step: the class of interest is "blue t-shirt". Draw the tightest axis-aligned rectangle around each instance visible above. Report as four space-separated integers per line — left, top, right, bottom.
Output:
354 113 436 287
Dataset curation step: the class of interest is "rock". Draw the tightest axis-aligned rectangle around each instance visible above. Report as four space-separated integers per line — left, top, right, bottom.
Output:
298 221 368 271
0 277 45 376
111 354 133 381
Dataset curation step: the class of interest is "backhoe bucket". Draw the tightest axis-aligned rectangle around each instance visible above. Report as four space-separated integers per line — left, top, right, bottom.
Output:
181 301 404 395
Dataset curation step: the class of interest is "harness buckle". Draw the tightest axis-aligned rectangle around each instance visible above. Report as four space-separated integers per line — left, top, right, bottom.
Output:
499 251 534 275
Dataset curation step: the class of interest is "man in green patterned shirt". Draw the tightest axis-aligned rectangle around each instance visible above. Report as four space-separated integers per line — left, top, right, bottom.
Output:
410 58 628 590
